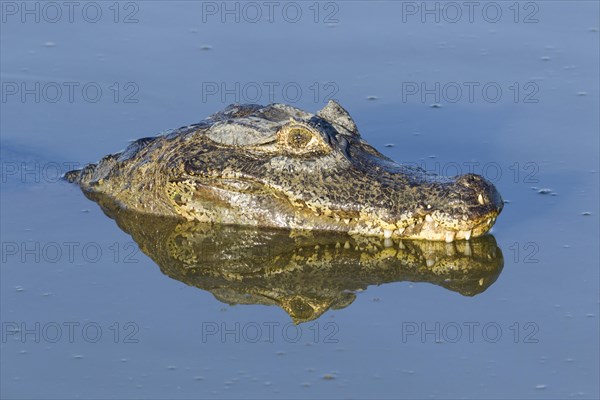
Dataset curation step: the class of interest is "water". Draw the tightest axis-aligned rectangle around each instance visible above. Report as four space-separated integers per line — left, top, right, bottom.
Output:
1 1 599 398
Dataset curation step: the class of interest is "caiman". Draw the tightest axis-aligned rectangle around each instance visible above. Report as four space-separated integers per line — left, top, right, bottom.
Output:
65 101 503 241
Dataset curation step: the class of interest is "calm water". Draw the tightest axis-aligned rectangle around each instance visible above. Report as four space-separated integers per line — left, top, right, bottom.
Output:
1 1 599 399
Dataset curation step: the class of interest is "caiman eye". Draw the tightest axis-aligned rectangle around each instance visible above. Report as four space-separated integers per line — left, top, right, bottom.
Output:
277 122 330 155
288 128 312 148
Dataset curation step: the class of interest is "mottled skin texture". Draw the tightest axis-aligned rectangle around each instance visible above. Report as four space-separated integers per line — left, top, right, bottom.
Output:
89 193 504 323
66 101 503 241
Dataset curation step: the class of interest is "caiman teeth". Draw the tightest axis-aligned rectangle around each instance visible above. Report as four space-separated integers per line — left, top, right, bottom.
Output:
426 258 435 267
463 241 472 256
445 243 456 256
384 229 393 239
478 194 485 205
394 216 484 241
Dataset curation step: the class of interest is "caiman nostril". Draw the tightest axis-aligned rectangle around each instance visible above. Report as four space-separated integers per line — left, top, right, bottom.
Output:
456 174 500 205
456 173 484 187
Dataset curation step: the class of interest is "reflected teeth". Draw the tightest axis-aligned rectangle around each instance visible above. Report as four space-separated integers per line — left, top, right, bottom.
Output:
464 242 472 256
384 229 393 239
445 231 456 243
384 238 393 248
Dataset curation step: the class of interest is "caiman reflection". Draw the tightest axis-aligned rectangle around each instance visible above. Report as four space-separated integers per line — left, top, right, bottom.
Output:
91 193 503 324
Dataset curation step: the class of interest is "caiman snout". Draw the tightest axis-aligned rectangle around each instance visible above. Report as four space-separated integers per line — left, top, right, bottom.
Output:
429 173 503 241
380 173 503 242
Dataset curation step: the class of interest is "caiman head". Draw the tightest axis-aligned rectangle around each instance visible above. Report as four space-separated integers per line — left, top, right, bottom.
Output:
170 100 503 241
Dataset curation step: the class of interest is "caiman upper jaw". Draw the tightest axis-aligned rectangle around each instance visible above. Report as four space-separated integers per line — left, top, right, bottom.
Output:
455 173 504 230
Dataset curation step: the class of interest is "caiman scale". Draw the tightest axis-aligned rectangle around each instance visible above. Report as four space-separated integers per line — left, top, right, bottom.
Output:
65 101 503 241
